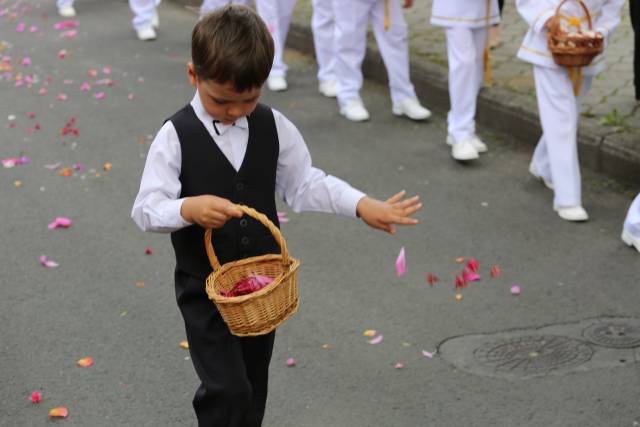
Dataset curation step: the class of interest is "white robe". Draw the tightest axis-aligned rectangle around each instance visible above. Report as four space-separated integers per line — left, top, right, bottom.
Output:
431 0 500 29
516 0 625 74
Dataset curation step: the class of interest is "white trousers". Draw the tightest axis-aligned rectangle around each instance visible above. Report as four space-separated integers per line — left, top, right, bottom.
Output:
57 0 73 7
312 0 336 84
445 26 486 143
333 0 416 105
129 0 161 30
256 0 298 78
532 66 592 208
624 194 640 237
200 0 252 17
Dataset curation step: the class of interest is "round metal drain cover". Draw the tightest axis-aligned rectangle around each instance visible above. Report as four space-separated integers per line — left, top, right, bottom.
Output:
474 335 593 374
582 319 640 348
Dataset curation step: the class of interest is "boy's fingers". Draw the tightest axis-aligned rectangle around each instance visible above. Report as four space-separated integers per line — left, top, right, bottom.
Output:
224 203 243 217
395 196 421 209
389 215 419 225
385 190 406 204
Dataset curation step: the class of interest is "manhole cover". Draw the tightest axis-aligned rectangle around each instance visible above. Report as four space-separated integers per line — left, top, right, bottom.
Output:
582 319 640 349
474 335 593 374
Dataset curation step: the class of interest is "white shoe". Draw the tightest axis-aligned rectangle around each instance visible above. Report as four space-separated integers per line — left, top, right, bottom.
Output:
447 135 487 154
622 229 640 253
392 98 431 121
58 5 76 17
529 163 554 190
136 26 157 41
451 139 479 161
318 80 337 98
555 206 589 222
267 76 287 92
339 99 370 122
151 11 159 29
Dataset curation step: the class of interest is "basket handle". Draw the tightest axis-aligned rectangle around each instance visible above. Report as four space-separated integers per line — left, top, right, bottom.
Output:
554 0 593 31
204 205 290 271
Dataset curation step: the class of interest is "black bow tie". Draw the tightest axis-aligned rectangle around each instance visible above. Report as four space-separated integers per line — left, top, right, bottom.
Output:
212 120 235 136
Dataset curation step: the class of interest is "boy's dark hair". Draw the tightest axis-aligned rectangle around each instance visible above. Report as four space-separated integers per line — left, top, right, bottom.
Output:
191 5 274 91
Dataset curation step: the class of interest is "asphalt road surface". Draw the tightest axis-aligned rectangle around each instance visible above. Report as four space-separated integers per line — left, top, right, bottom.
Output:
1 1 639 426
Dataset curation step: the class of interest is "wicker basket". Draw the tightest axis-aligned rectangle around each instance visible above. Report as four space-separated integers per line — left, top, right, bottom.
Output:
204 205 300 337
547 0 604 67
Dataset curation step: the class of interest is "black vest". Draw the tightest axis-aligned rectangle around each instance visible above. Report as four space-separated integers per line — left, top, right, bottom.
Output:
169 103 280 279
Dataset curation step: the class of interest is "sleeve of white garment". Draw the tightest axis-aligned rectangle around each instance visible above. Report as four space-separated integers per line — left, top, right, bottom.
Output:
516 0 557 33
273 109 366 217
131 121 192 233
594 0 625 38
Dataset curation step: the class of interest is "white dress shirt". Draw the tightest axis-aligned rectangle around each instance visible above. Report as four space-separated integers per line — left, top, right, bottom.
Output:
131 92 366 233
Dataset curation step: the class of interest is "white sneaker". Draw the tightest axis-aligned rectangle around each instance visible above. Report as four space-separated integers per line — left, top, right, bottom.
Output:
447 135 487 154
339 99 370 122
622 229 640 253
136 26 157 41
58 5 76 17
318 80 337 98
151 11 159 29
529 163 554 190
267 76 287 92
555 206 589 222
451 139 479 161
392 98 431 121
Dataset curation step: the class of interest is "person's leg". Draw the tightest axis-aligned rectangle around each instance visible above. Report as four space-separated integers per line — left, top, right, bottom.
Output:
200 0 230 16
445 26 482 143
369 0 415 104
623 195 640 250
631 0 640 100
311 0 336 85
57 0 73 7
129 0 159 31
533 66 583 209
175 270 275 426
256 0 296 79
334 0 370 106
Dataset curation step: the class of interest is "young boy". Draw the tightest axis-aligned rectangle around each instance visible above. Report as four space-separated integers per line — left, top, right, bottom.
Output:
516 0 624 221
131 6 421 426
334 0 431 122
431 0 500 161
623 194 640 253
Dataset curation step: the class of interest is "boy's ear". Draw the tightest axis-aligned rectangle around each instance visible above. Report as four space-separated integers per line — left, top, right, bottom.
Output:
187 62 197 87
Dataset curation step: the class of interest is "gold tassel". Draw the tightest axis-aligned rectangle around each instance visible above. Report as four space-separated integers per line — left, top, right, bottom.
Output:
483 0 493 86
568 67 583 97
384 0 390 31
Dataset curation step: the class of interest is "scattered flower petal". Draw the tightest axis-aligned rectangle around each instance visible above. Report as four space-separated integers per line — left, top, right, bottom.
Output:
277 211 289 224
48 407 68 418
94 91 105 100
368 335 383 345
56 93 67 101
179 340 189 349
455 293 463 301
135 280 144 288
394 362 404 369
44 162 61 170
462 269 481 282
422 350 435 358
30 391 42 404
321 344 332 349
14 180 22 188
363 329 376 337
510 285 521 295
48 217 72 229
59 30 77 38
77 357 94 368
39 255 59 268
490 265 501 278
59 167 73 177
144 247 153 255
103 162 112 171
455 257 465 264
286 357 296 367
54 21 80 30
427 273 439 286
395 247 406 277
466 257 479 273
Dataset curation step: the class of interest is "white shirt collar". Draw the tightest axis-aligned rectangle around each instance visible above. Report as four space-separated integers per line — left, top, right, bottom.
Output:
190 91 249 136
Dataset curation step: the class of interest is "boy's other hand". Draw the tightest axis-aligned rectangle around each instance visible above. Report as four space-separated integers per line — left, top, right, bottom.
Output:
356 190 422 235
181 195 243 229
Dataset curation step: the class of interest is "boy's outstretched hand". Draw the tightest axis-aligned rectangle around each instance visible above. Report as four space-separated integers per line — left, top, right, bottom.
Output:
356 190 422 234
181 195 243 229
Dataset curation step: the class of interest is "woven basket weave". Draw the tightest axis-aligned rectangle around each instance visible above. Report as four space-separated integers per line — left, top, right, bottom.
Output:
547 0 604 67
204 205 300 337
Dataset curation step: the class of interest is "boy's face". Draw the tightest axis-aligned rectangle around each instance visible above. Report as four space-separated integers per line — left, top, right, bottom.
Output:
188 63 262 125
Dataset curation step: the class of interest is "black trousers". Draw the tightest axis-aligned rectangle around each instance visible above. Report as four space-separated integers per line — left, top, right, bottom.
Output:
632 0 640 99
175 270 276 427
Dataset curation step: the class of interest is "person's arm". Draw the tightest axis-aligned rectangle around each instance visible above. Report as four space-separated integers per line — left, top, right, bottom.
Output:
273 110 421 233
594 0 625 38
516 0 557 33
131 122 241 232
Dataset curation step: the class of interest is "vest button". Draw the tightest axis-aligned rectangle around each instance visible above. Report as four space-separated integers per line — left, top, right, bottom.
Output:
236 182 244 191
241 236 250 245
239 218 248 228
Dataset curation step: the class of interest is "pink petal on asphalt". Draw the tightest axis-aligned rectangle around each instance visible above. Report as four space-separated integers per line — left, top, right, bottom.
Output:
462 269 481 282
30 391 42 404
286 357 296 367
44 162 61 170
466 257 479 273
421 350 434 358
48 217 72 229
56 93 67 101
394 362 404 369
59 30 77 38
395 247 406 277
39 255 59 268
490 265 501 278
277 211 289 224
53 21 80 30
16 23 26 33
368 335 383 345
22 57 31 66
94 91 105 100
510 285 521 295
80 81 90 92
